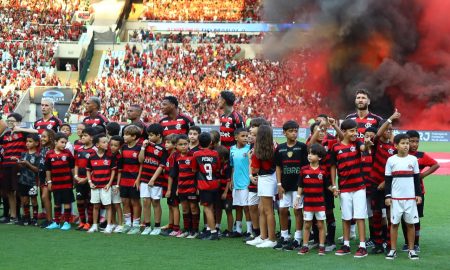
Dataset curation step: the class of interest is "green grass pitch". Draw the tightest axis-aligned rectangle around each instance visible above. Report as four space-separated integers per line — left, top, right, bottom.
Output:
0 142 449 269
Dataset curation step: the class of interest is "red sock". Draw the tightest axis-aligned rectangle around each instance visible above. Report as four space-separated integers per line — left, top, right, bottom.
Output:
23 204 30 220
183 213 191 231
54 206 62 223
64 208 71 223
192 213 200 232
372 210 384 245
32 205 38 220
87 203 94 224
173 224 180 231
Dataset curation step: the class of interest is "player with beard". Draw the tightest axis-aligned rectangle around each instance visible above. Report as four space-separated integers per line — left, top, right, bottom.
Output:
34 98 62 134
82 97 109 128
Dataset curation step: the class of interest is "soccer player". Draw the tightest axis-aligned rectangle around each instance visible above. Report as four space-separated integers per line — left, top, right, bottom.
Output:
34 98 62 134
188 126 201 152
215 145 233 237
170 134 200 238
38 129 56 228
117 125 143 234
385 134 421 260
159 96 194 137
86 134 116 234
17 134 40 226
330 119 371 258
0 113 37 224
296 144 333 255
274 120 308 250
138 124 167 235
218 90 245 150
247 125 277 248
109 135 124 233
401 130 440 252
74 127 97 231
192 132 221 240
82 97 109 128
122 104 148 143
45 133 75 230
230 128 251 238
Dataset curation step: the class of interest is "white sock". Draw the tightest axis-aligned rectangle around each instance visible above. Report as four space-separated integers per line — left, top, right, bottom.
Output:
92 224 98 229
246 221 252 233
294 230 302 241
132 218 140 227
236 221 242 233
124 214 131 226
344 240 350 246
206 225 211 231
281 230 289 240
360 242 366 248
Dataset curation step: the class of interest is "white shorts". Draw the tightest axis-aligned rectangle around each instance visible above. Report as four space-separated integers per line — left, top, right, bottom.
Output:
140 183 151 198
390 199 419 225
304 211 326 221
91 188 112 205
247 191 259 206
340 189 368 220
279 191 303 209
111 186 121 204
149 186 163 200
257 173 277 197
233 189 249 206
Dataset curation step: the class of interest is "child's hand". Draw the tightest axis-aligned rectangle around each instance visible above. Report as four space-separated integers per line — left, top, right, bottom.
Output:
416 196 422 205
104 184 111 191
328 117 337 126
364 136 374 146
377 182 385 190
165 190 171 198
250 175 258 185
277 185 285 199
385 198 392 206
142 140 149 147
389 108 401 121
113 186 119 194
148 179 155 187
221 192 227 200
47 183 52 191
89 181 96 189
333 189 340 197
134 180 140 190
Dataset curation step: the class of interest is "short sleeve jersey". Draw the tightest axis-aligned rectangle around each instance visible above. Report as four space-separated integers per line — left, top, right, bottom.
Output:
385 155 420 200
274 141 308 191
19 152 40 186
220 111 245 150
230 144 250 190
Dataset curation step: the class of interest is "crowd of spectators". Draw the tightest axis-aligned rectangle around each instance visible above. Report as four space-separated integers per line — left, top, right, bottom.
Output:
129 30 264 44
0 0 89 42
70 42 328 127
139 0 261 22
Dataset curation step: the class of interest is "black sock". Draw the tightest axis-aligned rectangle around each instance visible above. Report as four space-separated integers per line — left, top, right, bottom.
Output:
155 223 160 228
145 222 151 227
254 228 261 236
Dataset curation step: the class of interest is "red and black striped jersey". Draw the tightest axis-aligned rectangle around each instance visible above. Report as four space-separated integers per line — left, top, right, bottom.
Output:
74 140 84 153
345 112 383 141
75 146 97 178
410 151 438 194
191 148 221 191
361 150 373 187
83 112 109 128
251 153 275 175
111 152 121 185
141 142 167 186
159 113 194 138
34 116 62 134
320 139 338 172
330 141 365 193
118 144 141 187
170 152 196 195
219 162 232 199
220 111 245 150
369 138 395 184
87 152 117 188
189 145 200 154
0 131 27 166
122 120 148 144
299 165 330 212
45 149 74 190
165 151 177 194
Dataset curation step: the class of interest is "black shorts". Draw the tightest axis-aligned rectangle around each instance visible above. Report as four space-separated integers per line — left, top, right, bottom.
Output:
325 190 335 210
53 189 75 204
119 186 140 199
75 183 90 200
1 165 19 192
167 195 180 207
418 194 425 218
178 193 198 202
369 188 386 211
38 171 47 187
18 183 38 197
199 190 219 206
220 198 233 211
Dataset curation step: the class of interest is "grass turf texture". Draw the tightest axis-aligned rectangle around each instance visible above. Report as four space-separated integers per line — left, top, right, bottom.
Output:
0 143 448 269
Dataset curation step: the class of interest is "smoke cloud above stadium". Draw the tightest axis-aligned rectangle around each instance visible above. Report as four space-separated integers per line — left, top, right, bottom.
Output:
262 0 450 129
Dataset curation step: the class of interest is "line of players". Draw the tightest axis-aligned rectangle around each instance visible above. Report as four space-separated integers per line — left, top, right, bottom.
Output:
0 90 440 260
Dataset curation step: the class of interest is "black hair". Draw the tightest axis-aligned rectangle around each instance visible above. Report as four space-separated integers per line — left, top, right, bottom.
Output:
176 134 189 143
282 120 299 131
220 90 236 106
26 133 40 143
89 96 101 109
198 132 212 148
82 126 97 137
110 135 124 145
209 130 220 145
394 133 409 144
310 122 320 134
93 133 107 145
55 132 68 142
163 96 178 108
93 125 106 135
308 143 327 159
406 130 420 139
234 127 247 136
106 122 121 136
7 113 22 122
355 89 370 99
340 119 357 131
60 123 71 132
146 123 163 137
249 117 269 128
364 127 378 134
189 125 201 134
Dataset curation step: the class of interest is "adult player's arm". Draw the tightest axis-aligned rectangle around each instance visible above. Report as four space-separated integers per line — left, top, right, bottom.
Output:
13 125 38 134
420 154 440 179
